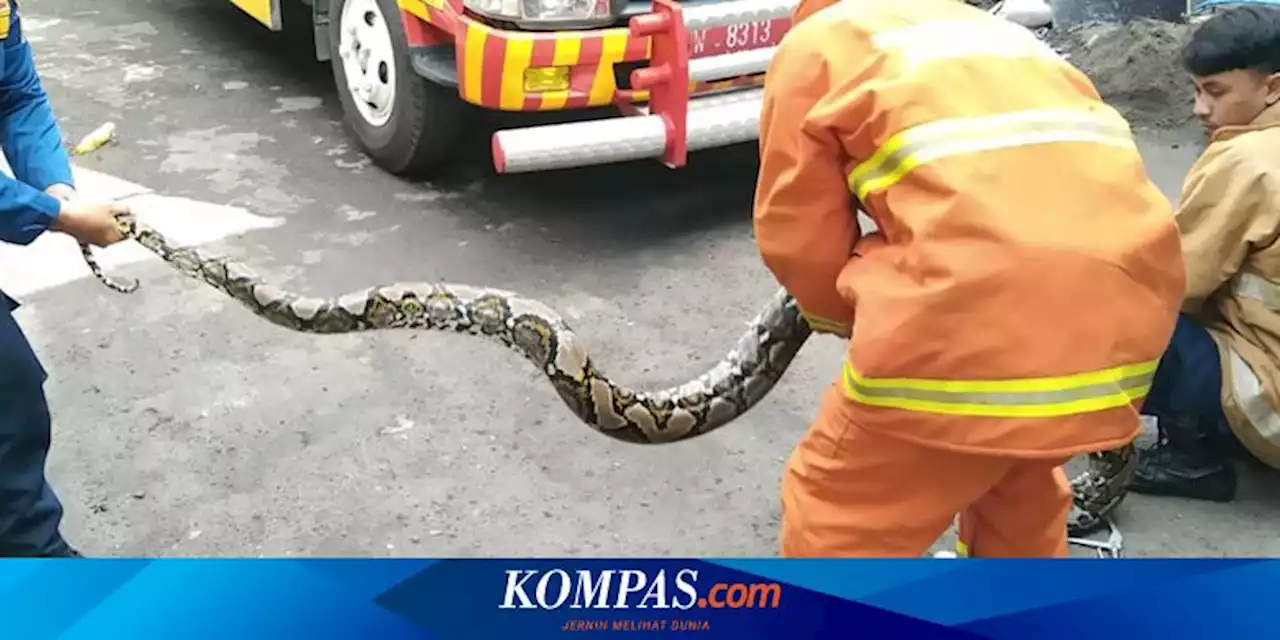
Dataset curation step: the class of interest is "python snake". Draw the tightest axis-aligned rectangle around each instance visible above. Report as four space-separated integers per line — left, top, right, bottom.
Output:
79 210 1132 539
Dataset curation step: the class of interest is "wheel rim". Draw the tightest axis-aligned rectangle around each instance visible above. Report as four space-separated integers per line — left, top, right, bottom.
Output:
338 0 397 128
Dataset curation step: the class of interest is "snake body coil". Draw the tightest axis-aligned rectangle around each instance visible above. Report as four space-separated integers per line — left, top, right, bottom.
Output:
82 212 1132 536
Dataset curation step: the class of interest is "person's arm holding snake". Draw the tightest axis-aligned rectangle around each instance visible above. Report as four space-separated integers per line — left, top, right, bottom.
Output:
0 10 123 247
751 31 862 338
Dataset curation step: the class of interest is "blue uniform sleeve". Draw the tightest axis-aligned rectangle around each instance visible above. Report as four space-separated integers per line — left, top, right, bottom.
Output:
0 8 67 246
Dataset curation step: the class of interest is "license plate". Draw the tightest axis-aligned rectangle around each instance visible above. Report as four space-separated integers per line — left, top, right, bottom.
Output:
688 17 790 58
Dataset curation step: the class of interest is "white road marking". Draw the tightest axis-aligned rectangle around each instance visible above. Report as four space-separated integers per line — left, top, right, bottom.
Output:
0 162 285 297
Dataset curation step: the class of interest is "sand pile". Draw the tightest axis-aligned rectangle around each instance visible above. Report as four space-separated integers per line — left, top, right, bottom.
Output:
1047 18 1199 130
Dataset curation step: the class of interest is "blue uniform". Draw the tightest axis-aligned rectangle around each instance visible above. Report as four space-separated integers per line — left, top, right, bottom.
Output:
0 0 79 558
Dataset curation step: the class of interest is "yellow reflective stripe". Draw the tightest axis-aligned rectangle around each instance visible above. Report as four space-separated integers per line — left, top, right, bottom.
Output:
846 108 1137 201
800 310 849 334
872 19 1064 70
841 358 1158 418
1233 271 1280 310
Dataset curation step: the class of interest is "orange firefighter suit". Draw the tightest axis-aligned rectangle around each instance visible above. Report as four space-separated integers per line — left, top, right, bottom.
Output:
753 0 1187 557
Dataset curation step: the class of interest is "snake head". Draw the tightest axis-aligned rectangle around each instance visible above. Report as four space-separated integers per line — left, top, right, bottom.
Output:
113 209 138 236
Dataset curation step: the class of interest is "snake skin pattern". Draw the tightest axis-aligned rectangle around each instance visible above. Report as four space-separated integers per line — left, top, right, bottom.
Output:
80 211 1133 536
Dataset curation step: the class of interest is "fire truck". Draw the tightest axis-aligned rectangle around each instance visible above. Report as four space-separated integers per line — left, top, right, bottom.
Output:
227 0 795 176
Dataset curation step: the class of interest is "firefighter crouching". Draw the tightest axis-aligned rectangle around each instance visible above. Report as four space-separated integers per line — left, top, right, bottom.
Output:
752 0 1187 557
1129 6 1280 504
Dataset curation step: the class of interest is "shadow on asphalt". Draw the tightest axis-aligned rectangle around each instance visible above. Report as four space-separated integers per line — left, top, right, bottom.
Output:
161 0 763 247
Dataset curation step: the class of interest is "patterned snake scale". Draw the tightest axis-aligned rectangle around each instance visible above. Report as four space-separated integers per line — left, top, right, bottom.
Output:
81 211 1131 539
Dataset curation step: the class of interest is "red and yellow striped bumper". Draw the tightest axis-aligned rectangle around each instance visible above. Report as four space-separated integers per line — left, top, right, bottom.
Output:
397 0 765 112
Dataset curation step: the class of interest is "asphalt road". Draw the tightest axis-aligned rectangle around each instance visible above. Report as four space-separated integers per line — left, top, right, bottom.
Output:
10 0 1278 558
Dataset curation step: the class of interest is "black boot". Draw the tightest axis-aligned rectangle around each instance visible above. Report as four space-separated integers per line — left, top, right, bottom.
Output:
1131 416 1237 502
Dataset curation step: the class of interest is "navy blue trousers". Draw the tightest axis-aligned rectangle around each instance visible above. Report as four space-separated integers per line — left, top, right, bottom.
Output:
0 302 71 557
1140 313 1239 452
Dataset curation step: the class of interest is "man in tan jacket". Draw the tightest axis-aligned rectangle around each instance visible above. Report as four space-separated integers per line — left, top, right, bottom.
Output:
1132 5 1280 502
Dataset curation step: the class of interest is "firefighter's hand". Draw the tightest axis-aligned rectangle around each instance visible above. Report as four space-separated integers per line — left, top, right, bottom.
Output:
852 231 887 256
52 200 129 247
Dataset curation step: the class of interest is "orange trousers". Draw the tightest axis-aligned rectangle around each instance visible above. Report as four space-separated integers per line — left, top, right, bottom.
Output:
780 385 1073 558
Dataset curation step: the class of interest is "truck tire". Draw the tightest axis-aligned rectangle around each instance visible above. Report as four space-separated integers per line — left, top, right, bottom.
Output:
328 0 463 177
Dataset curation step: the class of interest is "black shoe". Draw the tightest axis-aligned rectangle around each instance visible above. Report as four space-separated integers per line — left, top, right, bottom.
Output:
1130 438 1237 502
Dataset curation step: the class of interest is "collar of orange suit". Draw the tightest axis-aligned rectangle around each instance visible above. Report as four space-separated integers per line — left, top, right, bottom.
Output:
1210 101 1280 143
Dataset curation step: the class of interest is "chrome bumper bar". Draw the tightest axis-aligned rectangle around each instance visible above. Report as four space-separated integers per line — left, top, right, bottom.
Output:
492 88 765 173
490 0 796 174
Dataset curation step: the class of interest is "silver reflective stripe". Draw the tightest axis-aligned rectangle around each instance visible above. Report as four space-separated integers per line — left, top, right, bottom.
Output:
1227 347 1280 446
846 370 1155 407
845 108 1137 201
1232 271 1280 311
840 359 1159 418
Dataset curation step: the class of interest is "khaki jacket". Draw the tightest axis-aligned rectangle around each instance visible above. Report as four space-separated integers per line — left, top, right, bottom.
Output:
1176 102 1280 468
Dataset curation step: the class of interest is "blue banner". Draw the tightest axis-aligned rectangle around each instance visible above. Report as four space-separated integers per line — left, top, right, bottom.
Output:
1 558 1273 638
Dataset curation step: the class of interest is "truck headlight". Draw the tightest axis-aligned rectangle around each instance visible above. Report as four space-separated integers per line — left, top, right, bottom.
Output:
464 0 616 27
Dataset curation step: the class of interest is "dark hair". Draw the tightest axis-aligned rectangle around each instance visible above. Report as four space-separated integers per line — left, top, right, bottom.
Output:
1181 5 1280 77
